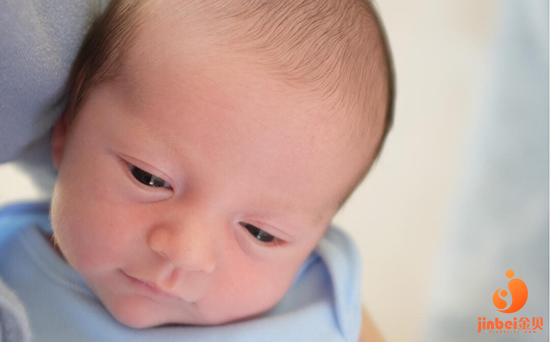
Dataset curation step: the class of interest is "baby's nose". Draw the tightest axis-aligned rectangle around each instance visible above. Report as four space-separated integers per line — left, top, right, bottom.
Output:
147 223 217 274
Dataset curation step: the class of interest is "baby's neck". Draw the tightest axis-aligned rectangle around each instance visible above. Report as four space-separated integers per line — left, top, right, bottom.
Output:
40 231 67 261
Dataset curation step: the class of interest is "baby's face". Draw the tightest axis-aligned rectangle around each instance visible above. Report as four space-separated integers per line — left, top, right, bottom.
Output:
50 17 370 329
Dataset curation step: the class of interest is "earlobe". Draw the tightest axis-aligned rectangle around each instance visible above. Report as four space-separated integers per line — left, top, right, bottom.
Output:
51 111 71 171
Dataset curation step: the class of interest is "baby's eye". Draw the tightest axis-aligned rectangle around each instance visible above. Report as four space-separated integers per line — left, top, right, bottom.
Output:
130 164 171 189
239 222 276 243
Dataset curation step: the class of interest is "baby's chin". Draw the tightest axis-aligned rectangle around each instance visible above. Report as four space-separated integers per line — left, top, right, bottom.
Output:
101 290 272 329
110 307 270 329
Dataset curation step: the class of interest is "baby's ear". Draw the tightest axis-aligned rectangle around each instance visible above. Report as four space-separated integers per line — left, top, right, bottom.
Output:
51 110 71 171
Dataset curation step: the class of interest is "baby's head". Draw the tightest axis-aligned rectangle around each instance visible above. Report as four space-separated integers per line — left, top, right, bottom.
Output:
49 0 393 328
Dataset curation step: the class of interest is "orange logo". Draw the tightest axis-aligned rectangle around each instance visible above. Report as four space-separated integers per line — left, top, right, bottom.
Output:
492 270 528 313
478 270 541 333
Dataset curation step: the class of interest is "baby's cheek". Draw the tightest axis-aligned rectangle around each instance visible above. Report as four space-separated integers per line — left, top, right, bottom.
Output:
211 254 301 320
51 189 123 272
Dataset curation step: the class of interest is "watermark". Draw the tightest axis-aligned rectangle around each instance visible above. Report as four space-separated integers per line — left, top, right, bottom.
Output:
478 317 543 333
478 270 543 334
492 269 528 313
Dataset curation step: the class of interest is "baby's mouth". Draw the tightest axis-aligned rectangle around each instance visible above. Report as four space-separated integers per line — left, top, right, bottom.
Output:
122 271 184 300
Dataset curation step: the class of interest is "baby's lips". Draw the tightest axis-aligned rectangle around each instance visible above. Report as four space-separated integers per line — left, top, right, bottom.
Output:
123 270 203 302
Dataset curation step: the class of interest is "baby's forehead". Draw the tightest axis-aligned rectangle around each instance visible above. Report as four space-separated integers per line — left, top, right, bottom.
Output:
116 51 349 157
78 0 391 210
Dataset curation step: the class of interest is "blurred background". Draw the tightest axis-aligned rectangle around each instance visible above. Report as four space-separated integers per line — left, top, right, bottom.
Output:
0 0 548 341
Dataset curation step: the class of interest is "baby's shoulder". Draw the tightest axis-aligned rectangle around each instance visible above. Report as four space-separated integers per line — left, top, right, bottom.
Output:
0 202 51 246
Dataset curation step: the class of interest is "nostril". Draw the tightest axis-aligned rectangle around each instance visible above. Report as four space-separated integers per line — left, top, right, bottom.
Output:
149 241 171 261
158 250 170 260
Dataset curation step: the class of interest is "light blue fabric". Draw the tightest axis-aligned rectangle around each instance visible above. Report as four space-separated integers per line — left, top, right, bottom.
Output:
0 0 110 194
0 278 30 342
0 202 362 342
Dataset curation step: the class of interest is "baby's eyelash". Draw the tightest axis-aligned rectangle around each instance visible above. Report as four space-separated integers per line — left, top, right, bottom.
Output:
129 164 172 189
239 222 284 247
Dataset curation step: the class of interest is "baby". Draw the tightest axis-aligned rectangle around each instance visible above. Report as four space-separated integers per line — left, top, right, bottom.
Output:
0 0 393 340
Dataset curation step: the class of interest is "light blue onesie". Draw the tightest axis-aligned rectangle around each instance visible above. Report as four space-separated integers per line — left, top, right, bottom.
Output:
0 202 362 342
